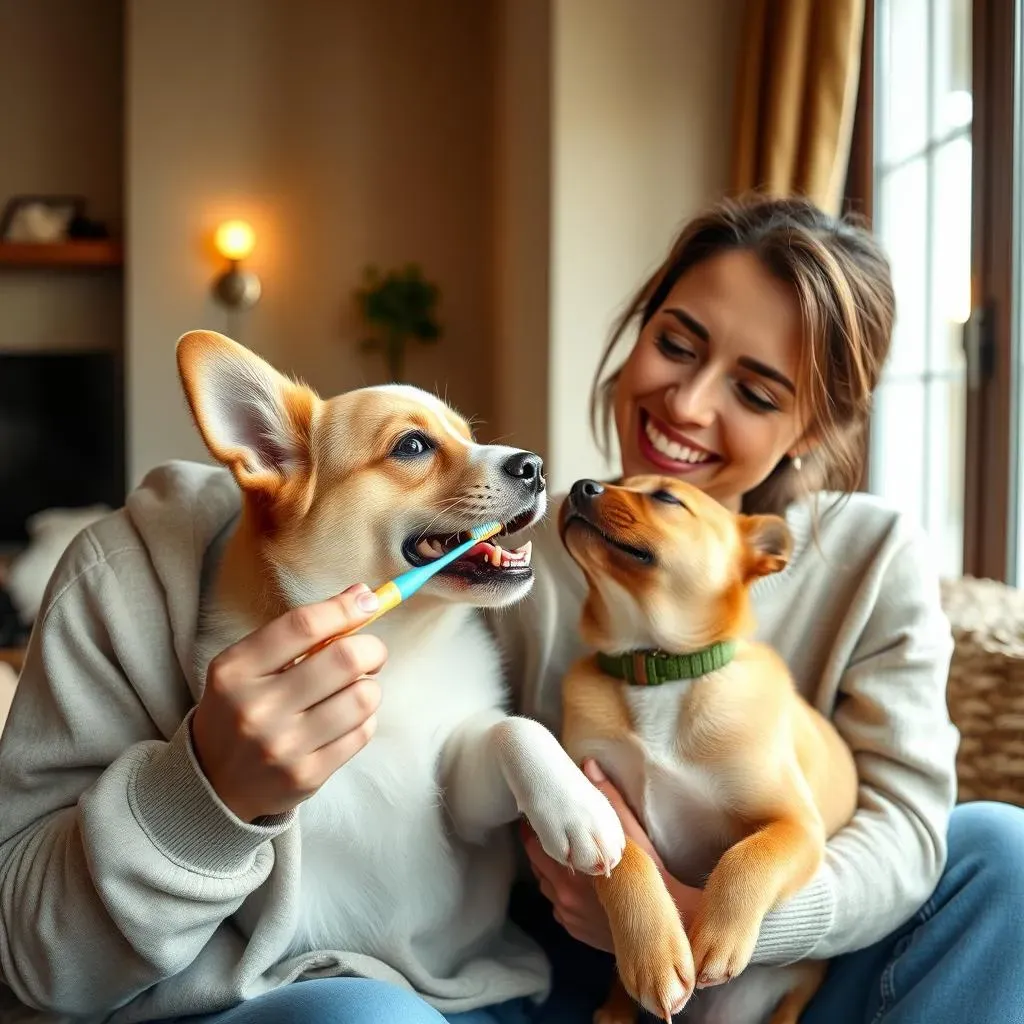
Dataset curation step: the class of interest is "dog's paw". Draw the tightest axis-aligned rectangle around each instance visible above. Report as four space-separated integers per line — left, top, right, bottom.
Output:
523 771 626 875
690 910 759 989
615 913 694 1022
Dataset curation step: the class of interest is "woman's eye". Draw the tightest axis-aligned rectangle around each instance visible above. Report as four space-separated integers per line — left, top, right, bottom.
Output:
392 432 433 458
655 333 696 361
737 383 780 413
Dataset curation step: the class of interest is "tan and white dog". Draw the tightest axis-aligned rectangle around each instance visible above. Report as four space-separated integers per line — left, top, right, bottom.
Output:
557 476 858 1024
175 331 625 974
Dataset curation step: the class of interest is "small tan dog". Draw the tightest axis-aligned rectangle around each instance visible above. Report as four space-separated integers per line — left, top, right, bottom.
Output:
557 476 858 1024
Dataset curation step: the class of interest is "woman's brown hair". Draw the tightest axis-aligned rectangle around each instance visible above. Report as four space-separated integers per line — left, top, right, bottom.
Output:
590 193 896 516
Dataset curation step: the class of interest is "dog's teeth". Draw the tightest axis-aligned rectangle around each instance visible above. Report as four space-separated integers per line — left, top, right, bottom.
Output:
490 544 503 567
522 540 532 566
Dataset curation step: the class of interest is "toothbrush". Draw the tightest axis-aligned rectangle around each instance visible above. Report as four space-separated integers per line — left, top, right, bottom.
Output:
281 521 502 670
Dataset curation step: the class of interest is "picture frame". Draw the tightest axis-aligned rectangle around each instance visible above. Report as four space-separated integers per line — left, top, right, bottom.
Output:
0 194 86 243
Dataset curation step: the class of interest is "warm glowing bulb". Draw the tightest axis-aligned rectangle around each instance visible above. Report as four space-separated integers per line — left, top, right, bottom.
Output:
214 220 256 261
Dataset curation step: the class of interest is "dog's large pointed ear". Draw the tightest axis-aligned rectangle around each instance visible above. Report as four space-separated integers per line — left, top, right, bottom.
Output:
176 330 318 497
738 514 793 580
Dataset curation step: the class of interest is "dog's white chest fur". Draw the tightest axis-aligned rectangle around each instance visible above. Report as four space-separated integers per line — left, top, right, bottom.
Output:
610 683 740 884
289 613 510 971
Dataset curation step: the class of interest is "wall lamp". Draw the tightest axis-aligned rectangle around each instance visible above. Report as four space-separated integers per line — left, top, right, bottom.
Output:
212 219 261 310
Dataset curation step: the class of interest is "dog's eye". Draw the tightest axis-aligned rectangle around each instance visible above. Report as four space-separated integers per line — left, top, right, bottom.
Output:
650 489 684 507
392 431 434 458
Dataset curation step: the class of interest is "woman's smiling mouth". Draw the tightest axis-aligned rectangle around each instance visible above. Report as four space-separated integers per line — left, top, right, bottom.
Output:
637 410 721 474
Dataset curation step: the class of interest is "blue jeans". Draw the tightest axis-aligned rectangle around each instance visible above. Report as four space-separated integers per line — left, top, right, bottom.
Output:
525 800 1024 1023
175 801 1024 1023
173 977 534 1023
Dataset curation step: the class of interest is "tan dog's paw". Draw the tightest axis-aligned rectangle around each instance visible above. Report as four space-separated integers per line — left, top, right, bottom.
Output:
690 910 759 988
615 913 694 1021
617 932 693 1021
525 772 626 875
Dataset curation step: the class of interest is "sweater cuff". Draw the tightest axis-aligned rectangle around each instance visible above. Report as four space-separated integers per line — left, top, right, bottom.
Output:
752 871 836 965
129 709 294 874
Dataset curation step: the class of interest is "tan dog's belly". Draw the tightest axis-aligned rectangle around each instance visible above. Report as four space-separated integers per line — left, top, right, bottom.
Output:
579 731 743 886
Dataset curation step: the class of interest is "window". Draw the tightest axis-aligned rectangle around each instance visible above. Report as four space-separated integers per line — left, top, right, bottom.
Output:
869 0 972 579
869 0 1018 583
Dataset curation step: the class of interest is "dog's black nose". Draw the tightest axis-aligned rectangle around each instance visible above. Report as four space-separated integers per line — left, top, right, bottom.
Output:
502 451 545 494
570 479 604 505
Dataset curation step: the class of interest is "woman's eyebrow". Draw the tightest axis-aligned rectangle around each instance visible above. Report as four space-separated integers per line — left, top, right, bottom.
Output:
666 307 709 342
738 357 795 394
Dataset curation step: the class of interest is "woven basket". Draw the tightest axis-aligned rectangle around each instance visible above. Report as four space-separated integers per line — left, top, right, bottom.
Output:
940 576 1024 807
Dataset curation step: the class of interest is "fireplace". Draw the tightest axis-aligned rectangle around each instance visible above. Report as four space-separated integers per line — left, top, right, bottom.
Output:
0 351 124 548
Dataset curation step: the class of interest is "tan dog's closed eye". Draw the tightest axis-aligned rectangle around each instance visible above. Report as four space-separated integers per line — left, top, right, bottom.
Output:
557 476 858 1024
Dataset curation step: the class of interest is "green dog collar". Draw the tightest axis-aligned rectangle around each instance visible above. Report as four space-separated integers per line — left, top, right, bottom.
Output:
596 640 737 686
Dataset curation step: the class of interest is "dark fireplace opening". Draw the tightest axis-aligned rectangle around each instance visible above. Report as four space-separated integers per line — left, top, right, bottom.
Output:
0 351 125 548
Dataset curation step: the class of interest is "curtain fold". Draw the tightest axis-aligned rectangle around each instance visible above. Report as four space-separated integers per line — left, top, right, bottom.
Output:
731 0 866 216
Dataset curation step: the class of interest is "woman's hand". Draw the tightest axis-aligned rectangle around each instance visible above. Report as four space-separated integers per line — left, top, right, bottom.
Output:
191 583 388 823
523 758 701 950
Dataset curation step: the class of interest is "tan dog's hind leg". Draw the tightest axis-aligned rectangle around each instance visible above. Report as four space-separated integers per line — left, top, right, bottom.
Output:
593 976 639 1024
767 960 828 1024
690 815 823 988
593 838 695 1022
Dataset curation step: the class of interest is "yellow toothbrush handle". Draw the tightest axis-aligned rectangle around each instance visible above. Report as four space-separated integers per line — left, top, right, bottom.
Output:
279 580 403 672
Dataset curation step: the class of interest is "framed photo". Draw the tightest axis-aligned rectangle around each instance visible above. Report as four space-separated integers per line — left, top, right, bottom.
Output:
0 195 86 244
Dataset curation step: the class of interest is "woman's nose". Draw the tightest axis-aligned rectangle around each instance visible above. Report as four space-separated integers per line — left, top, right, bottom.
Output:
665 373 717 427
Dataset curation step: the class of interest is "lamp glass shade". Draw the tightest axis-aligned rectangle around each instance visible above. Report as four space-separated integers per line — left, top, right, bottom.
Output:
214 220 256 261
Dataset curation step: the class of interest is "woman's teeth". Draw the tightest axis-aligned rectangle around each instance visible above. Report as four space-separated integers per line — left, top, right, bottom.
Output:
645 418 711 464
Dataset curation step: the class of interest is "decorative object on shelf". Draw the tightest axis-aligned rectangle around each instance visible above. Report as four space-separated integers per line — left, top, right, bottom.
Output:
354 263 442 382
211 219 261 310
0 194 85 243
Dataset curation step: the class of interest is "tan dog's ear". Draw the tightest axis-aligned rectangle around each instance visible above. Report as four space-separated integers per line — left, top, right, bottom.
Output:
739 514 792 580
176 330 318 498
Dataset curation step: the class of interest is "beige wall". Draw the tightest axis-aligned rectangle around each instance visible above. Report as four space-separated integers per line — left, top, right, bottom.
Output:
546 0 744 491
0 0 123 354
126 0 496 483
493 0 742 492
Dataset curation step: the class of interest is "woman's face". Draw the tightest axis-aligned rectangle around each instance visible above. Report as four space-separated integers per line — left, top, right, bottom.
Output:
613 249 809 512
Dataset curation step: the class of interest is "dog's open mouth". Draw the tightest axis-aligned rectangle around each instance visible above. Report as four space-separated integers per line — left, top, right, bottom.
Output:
402 508 537 583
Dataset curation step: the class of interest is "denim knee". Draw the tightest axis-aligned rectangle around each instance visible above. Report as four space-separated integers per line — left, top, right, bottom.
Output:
945 800 1024 905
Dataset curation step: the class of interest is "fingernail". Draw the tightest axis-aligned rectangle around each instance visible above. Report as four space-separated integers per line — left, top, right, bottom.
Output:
356 590 380 613
583 759 606 784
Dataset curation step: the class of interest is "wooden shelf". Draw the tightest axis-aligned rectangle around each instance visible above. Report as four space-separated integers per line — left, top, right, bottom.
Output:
0 240 123 269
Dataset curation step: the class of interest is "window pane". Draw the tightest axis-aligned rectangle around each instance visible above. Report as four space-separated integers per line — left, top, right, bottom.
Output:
926 374 965 577
869 380 927 527
878 0 929 164
879 158 928 378
930 136 972 371
931 0 972 139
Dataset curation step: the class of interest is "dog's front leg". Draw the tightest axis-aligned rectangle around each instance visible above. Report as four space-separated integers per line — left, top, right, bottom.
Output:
441 711 625 874
690 812 825 988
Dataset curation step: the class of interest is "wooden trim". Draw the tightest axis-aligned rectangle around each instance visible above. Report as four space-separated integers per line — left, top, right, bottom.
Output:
963 0 1016 581
0 241 123 269
844 0 875 491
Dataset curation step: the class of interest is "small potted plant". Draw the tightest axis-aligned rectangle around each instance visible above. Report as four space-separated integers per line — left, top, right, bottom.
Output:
354 263 442 382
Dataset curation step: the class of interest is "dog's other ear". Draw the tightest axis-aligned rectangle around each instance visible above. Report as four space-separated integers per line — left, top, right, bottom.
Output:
739 514 793 580
176 330 318 498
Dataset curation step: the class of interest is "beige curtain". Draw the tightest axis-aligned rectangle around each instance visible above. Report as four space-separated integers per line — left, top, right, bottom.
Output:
731 0 866 216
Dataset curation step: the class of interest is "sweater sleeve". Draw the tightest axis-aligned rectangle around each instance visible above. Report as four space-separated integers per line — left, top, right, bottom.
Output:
751 526 959 964
0 537 294 1016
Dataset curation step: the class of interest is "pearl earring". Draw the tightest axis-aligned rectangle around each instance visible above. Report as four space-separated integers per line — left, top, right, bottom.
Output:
792 455 802 471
